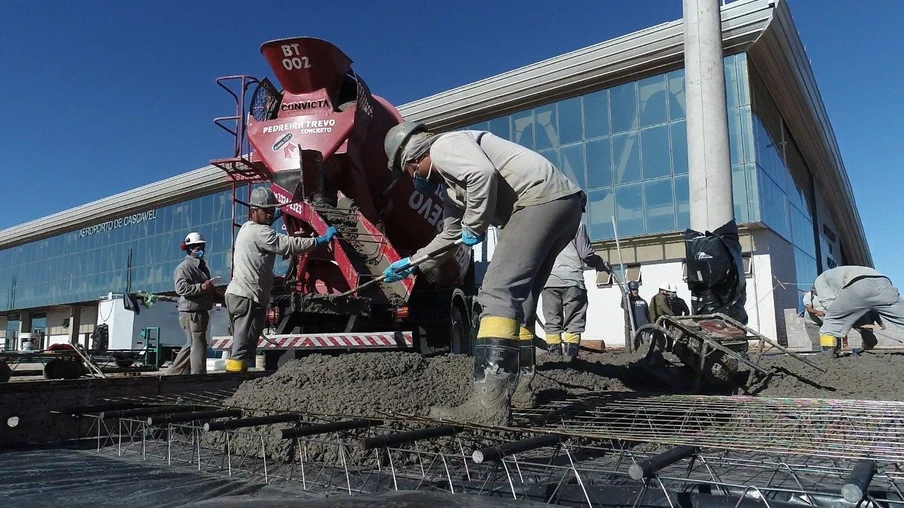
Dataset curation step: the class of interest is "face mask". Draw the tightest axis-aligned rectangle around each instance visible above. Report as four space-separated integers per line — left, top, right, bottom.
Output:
412 161 439 195
192 249 204 259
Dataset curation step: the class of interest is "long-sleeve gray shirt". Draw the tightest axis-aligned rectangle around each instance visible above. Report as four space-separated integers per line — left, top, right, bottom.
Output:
225 221 319 306
813 265 888 310
413 130 581 272
545 223 603 290
174 255 214 312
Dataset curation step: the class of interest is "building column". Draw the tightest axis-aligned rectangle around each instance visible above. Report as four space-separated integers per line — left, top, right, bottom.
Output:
684 0 734 231
17 312 31 334
69 305 82 346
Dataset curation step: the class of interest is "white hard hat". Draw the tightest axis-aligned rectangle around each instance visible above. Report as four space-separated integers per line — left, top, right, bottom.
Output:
183 232 205 246
669 283 679 293
659 283 670 292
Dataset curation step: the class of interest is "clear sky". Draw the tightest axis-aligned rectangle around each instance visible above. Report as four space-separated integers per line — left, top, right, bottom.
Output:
0 0 901 287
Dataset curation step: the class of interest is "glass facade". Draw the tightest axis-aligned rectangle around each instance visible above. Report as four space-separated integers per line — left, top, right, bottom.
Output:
463 53 756 241
748 64 819 290
0 51 825 313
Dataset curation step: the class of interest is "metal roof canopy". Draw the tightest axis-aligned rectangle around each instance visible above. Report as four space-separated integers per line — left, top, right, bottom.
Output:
0 0 871 267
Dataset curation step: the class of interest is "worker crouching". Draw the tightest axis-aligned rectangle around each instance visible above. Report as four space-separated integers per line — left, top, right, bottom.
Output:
382 122 584 426
541 223 611 362
223 187 337 373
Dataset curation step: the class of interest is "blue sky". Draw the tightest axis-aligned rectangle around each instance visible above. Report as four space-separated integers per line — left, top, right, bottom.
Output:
0 0 901 287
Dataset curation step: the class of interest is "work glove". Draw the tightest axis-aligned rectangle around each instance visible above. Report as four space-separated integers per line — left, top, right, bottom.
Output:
383 257 415 283
461 229 483 246
315 226 338 246
597 260 612 273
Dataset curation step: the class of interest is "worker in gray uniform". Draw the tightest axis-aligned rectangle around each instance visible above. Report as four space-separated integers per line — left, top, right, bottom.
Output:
541 222 611 362
382 121 583 426
168 231 216 375
812 265 904 357
224 187 337 373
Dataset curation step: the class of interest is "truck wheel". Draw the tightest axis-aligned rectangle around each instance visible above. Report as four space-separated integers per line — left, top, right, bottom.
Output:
450 305 469 355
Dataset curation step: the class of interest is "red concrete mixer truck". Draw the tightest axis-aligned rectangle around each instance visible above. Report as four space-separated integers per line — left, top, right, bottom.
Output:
208 37 477 369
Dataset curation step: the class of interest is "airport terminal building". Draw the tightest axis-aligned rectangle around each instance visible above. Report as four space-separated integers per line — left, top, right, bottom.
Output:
0 0 874 351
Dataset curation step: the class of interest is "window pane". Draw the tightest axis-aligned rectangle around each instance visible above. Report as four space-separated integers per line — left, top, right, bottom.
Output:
668 69 686 121
641 125 670 180
612 131 641 184
512 110 534 149
615 184 644 238
466 121 487 131
644 179 675 234
534 104 558 151
638 74 667 127
675 175 690 230
560 144 585 188
670 121 688 175
488 116 511 141
583 89 609 139
738 53 751 107
610 82 638 134
587 188 615 240
724 54 740 110
585 138 612 189
558 97 583 145
732 164 749 223
728 107 742 166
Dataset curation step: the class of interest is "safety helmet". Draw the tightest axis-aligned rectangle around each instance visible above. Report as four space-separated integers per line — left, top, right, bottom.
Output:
627 281 639 291
659 283 671 292
669 283 679 293
181 232 205 251
384 121 428 177
249 187 279 209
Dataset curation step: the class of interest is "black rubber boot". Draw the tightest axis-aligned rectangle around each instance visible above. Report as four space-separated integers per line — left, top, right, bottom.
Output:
564 343 580 360
429 338 519 427
511 336 537 410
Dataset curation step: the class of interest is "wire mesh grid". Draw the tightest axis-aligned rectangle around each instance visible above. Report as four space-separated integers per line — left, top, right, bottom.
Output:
66 391 904 506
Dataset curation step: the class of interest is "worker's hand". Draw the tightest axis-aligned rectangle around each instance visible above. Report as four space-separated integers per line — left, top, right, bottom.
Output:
597 260 613 273
383 257 415 283
815 310 826 317
201 280 214 291
316 226 338 246
461 229 483 246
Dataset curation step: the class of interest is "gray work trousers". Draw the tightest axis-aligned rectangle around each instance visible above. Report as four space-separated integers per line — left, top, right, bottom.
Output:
167 311 209 375
820 277 904 338
477 193 583 329
226 293 267 362
541 286 588 334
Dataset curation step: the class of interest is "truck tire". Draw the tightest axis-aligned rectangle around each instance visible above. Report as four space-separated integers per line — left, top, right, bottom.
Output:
450 304 470 355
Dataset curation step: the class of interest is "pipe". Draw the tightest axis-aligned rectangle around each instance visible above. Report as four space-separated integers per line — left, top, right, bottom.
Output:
99 405 195 420
56 402 150 416
358 425 460 451
147 409 242 426
629 446 698 480
841 459 876 503
204 413 303 432
472 434 562 464
275 419 382 440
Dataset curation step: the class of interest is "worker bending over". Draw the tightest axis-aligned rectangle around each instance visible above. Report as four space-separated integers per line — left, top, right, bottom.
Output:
382 122 583 426
812 265 904 357
224 187 337 372
542 223 611 361
168 232 215 375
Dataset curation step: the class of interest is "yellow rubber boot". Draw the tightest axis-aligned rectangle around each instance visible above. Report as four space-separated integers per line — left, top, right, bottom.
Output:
820 334 840 358
429 316 520 426
563 332 581 360
546 333 563 356
512 326 537 410
225 358 247 373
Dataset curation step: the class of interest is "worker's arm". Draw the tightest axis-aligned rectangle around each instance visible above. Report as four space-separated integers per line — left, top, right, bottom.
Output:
256 226 319 256
430 133 497 238
173 261 206 297
411 193 465 273
574 223 608 271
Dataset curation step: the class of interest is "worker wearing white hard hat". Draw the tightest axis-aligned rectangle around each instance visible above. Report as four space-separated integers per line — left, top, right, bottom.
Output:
168 232 215 375
224 187 337 373
383 121 584 426
668 283 691 316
